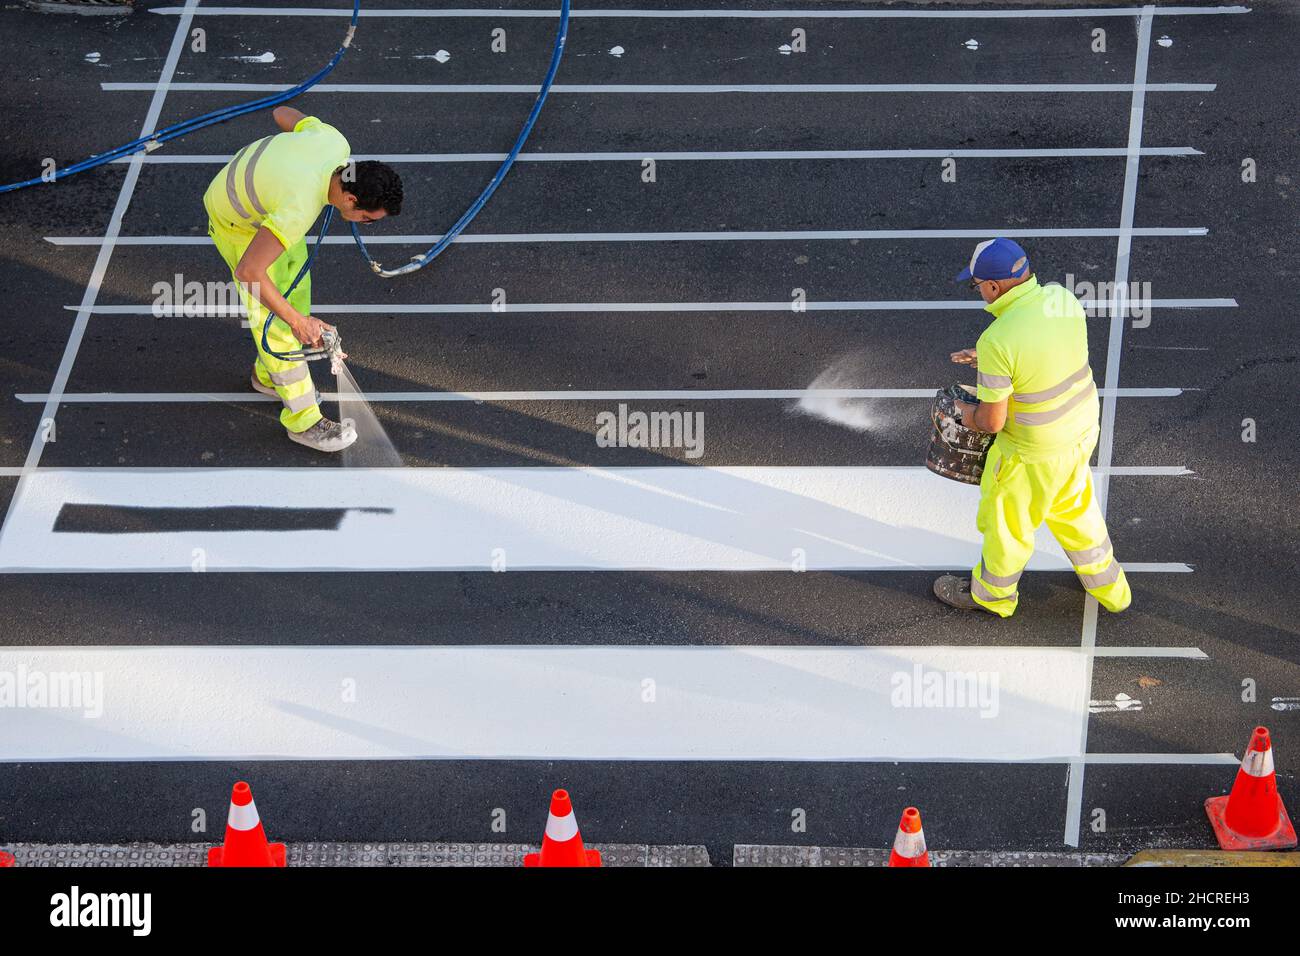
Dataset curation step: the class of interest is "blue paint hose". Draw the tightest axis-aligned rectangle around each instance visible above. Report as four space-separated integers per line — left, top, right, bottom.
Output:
0 0 570 358
272 0 572 356
347 0 572 278
0 1 362 194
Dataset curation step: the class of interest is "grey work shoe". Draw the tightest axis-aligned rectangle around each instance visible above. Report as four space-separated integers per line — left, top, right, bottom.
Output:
287 417 357 453
933 574 988 612
251 371 321 406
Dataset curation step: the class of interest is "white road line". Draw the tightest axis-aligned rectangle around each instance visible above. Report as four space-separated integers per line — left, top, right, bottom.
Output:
71 298 1238 315
147 6 1251 19
44 226 1210 246
103 81 1219 94
0 466 1194 573
13 388 1188 403
115 147 1203 163
1099 20 1158 515
0 645 1225 763
0 463 1196 478
1076 759 1237 764
1103 466 1192 476
1092 647 1207 658
0 3 199 542
5 641 1212 655
1066 4 1156 851
1082 753 1238 765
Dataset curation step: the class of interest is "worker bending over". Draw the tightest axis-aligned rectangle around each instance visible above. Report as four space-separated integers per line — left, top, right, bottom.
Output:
204 106 403 452
933 238 1132 617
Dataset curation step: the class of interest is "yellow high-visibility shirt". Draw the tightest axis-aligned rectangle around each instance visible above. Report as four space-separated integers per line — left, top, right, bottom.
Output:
203 116 350 250
974 275 1100 460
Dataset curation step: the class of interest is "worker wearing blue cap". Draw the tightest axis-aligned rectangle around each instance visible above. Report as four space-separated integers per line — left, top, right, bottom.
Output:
933 238 1131 617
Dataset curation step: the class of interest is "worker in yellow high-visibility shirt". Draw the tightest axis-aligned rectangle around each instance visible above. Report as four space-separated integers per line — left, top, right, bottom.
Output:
204 106 403 452
933 238 1132 617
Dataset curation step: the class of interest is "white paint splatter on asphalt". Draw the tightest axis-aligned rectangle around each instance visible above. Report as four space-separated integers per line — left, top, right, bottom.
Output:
1089 693 1144 714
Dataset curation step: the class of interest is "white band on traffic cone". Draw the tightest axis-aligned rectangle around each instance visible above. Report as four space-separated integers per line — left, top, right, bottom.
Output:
228 799 262 832
1240 746 1275 778
545 811 580 842
893 828 927 858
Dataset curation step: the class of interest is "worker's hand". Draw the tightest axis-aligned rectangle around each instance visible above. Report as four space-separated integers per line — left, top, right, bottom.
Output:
954 400 978 425
950 348 978 367
289 315 329 348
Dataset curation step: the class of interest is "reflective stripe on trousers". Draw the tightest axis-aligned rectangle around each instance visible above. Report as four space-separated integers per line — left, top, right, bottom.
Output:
1065 534 1128 599
206 218 322 433
970 434 1132 617
971 569 1018 614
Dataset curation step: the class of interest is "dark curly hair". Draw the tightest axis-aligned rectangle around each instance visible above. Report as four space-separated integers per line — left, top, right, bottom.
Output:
346 160 403 216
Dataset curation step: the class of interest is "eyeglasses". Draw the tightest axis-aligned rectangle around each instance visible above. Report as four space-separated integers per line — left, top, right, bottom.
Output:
968 278 985 291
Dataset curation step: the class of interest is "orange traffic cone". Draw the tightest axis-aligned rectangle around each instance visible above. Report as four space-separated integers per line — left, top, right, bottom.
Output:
0 850 13 868
523 789 601 867
888 806 930 867
1205 726 1297 850
207 781 287 867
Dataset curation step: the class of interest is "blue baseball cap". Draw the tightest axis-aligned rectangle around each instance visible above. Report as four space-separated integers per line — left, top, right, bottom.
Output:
954 238 1031 282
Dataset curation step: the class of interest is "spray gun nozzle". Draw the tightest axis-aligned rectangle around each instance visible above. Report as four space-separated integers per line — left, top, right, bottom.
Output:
320 328 346 375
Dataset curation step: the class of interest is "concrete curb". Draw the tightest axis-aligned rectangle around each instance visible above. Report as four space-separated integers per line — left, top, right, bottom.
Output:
1125 849 1300 867
734 845 1130 866
25 0 133 15
5 841 710 867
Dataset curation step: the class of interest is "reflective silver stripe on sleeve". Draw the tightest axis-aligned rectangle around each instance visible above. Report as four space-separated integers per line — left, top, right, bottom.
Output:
977 561 1023 588
1015 381 1098 426
242 136 274 218
977 370 1012 390
282 391 319 413
224 144 254 220
1078 562 1122 590
971 576 1017 603
1066 536 1113 567
268 364 309 386
1013 362 1091 405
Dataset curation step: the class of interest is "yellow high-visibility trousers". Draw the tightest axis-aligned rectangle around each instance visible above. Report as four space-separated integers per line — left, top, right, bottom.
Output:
207 218 322 433
970 430 1131 617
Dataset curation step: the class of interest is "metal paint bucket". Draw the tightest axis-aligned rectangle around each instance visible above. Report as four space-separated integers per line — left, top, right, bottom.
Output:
925 384 994 485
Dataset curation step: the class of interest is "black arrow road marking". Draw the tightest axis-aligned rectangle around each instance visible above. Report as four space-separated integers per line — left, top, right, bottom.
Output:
53 505 394 534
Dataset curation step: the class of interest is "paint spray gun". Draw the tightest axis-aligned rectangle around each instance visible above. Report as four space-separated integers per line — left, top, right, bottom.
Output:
259 320 355 437
260 319 347 375
317 327 347 376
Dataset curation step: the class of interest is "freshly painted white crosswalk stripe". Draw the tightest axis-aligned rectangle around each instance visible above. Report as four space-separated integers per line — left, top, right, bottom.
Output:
0 645 1149 762
0 467 1193 573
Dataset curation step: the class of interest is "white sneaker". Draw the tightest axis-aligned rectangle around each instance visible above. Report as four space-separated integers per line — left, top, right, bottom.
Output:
287 418 358 453
251 371 321 406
